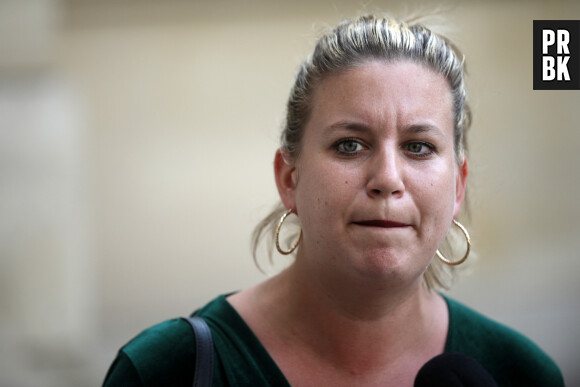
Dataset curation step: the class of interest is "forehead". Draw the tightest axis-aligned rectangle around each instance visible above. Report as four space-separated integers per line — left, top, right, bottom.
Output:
307 60 454 133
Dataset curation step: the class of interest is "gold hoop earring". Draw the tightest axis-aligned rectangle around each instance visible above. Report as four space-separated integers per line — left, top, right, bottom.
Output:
275 209 302 255
436 219 471 266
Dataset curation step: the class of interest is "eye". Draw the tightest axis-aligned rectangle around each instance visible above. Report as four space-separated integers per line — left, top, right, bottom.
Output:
335 138 365 155
404 142 434 157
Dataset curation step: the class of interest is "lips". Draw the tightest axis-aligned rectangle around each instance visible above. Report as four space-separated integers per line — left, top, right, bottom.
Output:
353 220 409 228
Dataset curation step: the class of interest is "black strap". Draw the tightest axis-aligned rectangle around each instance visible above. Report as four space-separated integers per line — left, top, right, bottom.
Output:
182 316 214 387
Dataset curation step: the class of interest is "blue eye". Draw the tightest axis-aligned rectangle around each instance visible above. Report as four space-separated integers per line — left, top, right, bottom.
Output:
336 138 364 154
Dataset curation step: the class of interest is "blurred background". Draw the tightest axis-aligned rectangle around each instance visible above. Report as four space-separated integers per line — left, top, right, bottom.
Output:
1 0 579 385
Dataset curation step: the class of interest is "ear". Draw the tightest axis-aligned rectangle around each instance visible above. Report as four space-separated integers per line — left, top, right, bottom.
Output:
453 156 468 218
274 148 298 211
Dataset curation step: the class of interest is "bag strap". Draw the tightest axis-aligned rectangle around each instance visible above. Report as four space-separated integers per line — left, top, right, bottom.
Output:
182 316 214 387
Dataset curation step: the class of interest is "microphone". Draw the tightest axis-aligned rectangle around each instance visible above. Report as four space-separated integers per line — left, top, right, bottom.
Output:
414 353 498 387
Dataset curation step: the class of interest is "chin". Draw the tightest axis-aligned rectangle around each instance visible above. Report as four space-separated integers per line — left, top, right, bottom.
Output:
351 250 424 285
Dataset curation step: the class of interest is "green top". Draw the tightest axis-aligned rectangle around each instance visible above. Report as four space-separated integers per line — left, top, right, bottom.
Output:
103 295 564 386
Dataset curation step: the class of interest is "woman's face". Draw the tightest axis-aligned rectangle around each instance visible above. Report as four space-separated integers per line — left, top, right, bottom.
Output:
275 60 467 285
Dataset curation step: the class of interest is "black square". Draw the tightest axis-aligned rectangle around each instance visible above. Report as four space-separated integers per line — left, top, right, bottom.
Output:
533 20 580 90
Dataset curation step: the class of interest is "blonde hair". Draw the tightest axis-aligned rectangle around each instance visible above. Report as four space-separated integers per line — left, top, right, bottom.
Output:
253 14 471 291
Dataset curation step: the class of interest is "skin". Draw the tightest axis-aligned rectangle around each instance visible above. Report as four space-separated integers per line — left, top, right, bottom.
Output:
229 60 468 386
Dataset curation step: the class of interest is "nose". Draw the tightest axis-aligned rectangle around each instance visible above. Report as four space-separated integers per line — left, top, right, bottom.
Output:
366 148 405 198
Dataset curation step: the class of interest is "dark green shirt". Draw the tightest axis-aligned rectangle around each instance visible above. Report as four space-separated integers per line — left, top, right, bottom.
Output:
103 295 564 386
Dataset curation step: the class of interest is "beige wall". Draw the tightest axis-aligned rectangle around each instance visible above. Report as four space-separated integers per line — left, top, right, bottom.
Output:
1 0 579 385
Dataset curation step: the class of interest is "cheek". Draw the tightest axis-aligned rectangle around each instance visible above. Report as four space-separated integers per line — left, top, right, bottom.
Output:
295 162 360 215
410 166 457 216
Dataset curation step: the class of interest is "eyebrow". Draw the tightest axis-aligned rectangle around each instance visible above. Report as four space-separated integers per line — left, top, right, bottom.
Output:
323 121 446 137
323 121 372 134
404 124 446 137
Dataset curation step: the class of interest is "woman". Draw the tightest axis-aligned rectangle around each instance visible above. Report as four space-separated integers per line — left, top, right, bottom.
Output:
104 15 564 386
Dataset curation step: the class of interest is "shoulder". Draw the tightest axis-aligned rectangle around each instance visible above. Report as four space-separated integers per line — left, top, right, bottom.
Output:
444 296 564 386
103 294 233 386
104 318 196 386
122 318 196 372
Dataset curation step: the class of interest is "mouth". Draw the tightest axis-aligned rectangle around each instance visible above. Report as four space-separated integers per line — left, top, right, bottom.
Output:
352 220 410 228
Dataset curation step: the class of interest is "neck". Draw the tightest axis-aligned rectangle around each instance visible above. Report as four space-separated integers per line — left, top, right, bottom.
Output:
266 258 447 374
288 246 434 320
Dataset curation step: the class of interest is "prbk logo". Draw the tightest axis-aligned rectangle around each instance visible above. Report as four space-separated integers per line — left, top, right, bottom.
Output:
533 20 580 90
